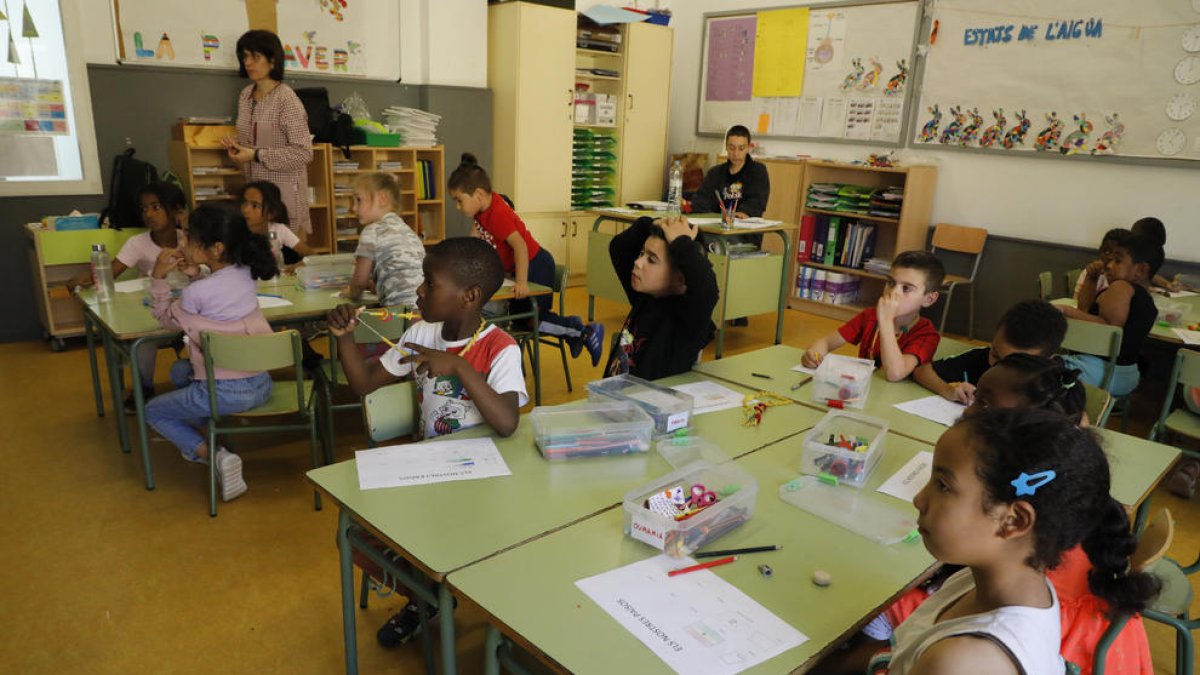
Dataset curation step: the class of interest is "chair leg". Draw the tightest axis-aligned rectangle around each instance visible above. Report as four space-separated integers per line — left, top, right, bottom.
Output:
1179 620 1193 675
209 425 219 518
309 412 323 512
939 285 956 334
967 286 975 340
559 341 572 392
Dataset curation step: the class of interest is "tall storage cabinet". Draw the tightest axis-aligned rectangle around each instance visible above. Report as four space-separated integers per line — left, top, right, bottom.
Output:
488 2 672 285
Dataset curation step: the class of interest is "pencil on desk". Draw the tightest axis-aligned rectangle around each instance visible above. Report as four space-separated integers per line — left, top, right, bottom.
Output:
667 555 737 577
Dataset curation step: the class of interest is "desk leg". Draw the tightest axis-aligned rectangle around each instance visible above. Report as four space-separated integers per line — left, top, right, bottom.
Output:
483 625 502 675
84 311 104 417
714 238 732 360
337 510 360 675
1133 494 1152 535
531 308 542 407
130 337 155 490
773 230 791 346
102 330 131 454
439 583 457 675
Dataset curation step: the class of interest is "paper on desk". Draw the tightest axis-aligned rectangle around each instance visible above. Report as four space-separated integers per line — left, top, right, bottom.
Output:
1164 290 1198 299
1173 328 1200 345
576 555 807 675
629 200 670 211
599 206 639 215
114 278 149 293
877 450 933 503
687 217 724 226
354 437 511 490
671 381 743 415
893 395 966 427
256 295 294 309
790 363 816 376
732 217 782 229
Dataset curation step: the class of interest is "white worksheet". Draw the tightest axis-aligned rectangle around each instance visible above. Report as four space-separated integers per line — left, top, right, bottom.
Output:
256 295 294 309
671 381 743 415
576 555 808 675
790 364 816 376
877 450 933 503
893 395 965 427
354 437 511 490
114 278 149 293
1173 328 1200 346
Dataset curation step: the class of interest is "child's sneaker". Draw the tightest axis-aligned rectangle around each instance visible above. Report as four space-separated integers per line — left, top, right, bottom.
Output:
214 447 247 502
377 601 436 648
582 323 605 367
123 386 156 415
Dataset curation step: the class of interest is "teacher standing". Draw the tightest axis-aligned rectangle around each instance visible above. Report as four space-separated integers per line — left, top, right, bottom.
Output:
223 30 313 235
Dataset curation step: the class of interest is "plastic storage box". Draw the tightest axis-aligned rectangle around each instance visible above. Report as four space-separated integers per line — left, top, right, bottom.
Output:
530 401 653 460
587 374 694 435
799 410 888 488
297 253 356 289
623 460 757 557
811 354 875 409
1155 298 1187 326
655 435 729 469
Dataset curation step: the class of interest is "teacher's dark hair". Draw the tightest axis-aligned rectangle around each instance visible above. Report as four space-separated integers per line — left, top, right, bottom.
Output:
236 30 286 81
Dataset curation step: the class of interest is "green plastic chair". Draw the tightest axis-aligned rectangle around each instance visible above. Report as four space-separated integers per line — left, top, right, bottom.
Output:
318 308 411 449
1133 509 1200 675
202 329 326 517
1065 268 1084 298
363 381 417 444
1150 348 1200 457
1061 318 1130 430
1037 270 1053 300
1083 383 1113 429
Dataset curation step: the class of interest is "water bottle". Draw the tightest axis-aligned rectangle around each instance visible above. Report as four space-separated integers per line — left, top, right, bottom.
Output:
91 243 115 303
269 231 285 276
666 160 683 217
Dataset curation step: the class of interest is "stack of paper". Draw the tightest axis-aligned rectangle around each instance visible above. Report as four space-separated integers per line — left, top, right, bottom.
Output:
382 107 442 147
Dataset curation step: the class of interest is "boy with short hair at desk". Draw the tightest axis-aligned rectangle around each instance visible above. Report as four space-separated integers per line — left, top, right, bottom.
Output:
1059 230 1161 397
604 215 719 380
803 251 944 382
914 299 1067 404
326 237 527 647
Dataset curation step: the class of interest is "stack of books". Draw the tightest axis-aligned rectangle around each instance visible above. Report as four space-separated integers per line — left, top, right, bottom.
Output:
382 107 441 147
572 128 617 209
869 186 904 219
806 183 873 214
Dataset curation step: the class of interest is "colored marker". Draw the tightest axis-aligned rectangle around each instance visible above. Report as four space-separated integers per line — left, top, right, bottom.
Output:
257 293 283 299
751 372 772 379
667 555 737 577
695 545 780 559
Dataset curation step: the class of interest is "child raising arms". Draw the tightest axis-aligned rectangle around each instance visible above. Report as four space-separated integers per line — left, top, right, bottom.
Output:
240 180 315 266
144 205 278 502
327 237 527 439
804 251 944 381
885 408 1158 675
605 215 719 380
448 153 604 365
345 172 426 309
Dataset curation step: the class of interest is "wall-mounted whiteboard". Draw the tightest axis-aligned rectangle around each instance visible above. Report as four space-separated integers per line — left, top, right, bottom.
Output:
113 0 395 80
697 0 921 146
914 0 1200 163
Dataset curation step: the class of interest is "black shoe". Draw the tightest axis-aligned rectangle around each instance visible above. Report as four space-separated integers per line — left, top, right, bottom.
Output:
377 602 435 648
729 317 749 327
124 387 155 415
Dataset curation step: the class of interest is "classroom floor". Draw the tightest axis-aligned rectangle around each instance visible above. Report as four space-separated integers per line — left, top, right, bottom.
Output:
2 289 1197 675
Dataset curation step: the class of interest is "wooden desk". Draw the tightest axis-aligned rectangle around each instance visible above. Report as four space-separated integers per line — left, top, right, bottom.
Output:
586 211 797 358
449 432 938 674
306 371 825 675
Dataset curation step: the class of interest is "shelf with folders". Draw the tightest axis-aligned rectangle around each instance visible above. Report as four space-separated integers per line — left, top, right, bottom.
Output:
571 127 618 210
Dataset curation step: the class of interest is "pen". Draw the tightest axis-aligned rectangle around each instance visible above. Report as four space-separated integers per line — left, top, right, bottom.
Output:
667 555 737 577
695 545 780 558
257 293 283 299
962 370 969 384
791 381 804 391
751 372 772 379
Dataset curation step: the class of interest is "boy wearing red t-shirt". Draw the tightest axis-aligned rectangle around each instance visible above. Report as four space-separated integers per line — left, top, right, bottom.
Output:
802 251 944 381
446 153 605 366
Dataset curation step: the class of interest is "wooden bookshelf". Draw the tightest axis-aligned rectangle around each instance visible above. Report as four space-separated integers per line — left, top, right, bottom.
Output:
329 145 445 252
788 162 937 320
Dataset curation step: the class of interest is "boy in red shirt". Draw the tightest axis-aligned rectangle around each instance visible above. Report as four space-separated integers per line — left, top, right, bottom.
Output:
802 251 944 381
447 153 604 365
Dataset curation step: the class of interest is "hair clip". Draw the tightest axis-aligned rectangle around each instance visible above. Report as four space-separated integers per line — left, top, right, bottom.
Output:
1011 470 1056 497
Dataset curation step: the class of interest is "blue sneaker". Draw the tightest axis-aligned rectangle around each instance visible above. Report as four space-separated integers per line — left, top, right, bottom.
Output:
583 323 605 367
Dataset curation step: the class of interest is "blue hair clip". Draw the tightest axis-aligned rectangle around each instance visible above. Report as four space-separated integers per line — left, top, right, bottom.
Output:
1011 470 1056 497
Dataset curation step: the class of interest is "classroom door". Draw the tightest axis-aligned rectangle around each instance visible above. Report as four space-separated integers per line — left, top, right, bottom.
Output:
618 23 673 204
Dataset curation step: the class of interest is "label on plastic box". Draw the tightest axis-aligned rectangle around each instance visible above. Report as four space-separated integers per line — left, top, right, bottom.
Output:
665 411 689 432
629 513 667 550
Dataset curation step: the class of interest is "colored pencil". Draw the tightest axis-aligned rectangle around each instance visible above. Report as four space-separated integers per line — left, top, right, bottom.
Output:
667 555 737 577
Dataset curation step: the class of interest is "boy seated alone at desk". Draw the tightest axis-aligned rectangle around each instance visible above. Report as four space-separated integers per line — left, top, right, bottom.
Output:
914 299 1068 404
802 251 944 382
605 215 719 380
326 237 527 648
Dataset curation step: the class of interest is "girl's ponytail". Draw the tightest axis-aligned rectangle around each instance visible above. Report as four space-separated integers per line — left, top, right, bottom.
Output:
992 353 1087 425
186 204 278 280
236 228 279 280
1082 498 1161 616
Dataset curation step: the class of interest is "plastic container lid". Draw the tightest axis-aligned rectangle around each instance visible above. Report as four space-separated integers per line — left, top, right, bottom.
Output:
779 475 917 545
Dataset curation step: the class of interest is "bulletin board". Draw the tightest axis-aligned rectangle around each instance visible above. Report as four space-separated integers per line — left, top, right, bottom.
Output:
112 0 388 79
913 0 1200 163
697 0 922 146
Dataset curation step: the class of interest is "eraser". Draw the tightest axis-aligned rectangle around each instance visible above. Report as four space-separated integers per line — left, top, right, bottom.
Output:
812 570 832 587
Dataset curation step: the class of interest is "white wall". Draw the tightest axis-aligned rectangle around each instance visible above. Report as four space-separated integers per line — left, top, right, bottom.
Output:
71 0 486 87
667 0 1200 262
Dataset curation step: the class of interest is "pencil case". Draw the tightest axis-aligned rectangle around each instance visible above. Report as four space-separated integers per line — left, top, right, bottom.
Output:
622 460 758 557
530 401 653 460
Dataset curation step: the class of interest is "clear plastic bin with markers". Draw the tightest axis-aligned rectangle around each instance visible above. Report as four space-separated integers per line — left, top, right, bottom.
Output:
799 410 888 488
1154 298 1187 327
530 401 654 460
296 253 356 289
622 460 757 558
586 374 694 436
811 354 875 409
